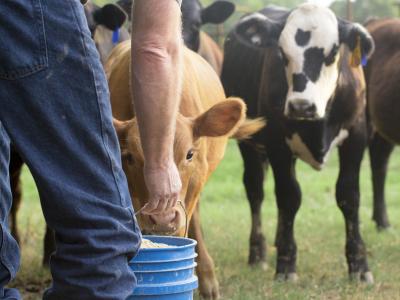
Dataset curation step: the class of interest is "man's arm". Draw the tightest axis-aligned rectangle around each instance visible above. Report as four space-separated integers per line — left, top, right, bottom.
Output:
131 0 183 215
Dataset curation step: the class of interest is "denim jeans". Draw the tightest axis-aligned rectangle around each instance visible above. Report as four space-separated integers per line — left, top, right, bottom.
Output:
0 0 141 299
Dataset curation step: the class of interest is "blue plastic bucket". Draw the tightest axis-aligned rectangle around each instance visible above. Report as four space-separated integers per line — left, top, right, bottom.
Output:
127 235 198 300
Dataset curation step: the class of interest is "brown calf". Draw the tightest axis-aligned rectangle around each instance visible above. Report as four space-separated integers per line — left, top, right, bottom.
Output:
106 41 264 299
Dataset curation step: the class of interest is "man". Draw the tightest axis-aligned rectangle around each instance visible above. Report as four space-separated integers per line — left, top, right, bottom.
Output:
0 1 182 300
131 0 183 216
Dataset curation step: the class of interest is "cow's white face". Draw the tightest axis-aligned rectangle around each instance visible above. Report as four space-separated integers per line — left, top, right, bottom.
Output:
279 4 340 120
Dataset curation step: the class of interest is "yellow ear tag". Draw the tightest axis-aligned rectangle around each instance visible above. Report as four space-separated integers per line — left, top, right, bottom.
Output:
350 36 362 67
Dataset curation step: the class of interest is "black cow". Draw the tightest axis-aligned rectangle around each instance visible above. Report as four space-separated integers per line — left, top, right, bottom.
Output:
181 0 234 51
221 4 375 282
364 18 400 229
116 0 235 74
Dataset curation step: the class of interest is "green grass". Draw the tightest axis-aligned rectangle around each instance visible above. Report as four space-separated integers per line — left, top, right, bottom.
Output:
8 142 400 299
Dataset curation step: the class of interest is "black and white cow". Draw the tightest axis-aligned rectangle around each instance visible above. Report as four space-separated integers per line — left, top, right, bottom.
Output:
84 1 130 64
221 4 375 282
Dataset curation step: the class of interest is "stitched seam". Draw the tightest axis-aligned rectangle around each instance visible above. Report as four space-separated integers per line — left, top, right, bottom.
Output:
68 0 125 207
0 0 48 81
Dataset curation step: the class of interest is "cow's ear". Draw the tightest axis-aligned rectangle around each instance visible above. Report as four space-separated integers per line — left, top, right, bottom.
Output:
193 98 246 138
201 1 235 25
235 12 286 48
339 19 375 65
113 118 134 147
116 0 133 20
93 4 127 30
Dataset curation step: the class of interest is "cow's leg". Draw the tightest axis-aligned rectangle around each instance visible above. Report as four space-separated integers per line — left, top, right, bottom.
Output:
336 125 373 283
43 226 55 267
189 204 219 299
238 141 267 268
269 150 301 281
9 148 24 245
369 132 394 229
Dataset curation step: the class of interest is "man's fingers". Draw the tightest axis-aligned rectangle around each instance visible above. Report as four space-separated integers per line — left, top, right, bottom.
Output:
154 196 169 214
168 193 178 210
141 198 159 215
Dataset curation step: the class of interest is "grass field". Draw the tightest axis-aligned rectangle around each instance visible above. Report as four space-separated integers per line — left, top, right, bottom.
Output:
8 141 400 299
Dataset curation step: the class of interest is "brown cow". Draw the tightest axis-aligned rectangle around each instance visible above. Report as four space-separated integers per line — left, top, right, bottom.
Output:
364 18 400 229
106 41 264 299
198 31 224 75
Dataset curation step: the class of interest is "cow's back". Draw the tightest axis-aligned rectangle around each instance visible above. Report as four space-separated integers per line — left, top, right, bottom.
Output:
198 32 223 75
366 19 400 143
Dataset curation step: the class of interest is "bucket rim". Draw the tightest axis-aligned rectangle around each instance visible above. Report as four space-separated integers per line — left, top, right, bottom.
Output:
139 235 197 251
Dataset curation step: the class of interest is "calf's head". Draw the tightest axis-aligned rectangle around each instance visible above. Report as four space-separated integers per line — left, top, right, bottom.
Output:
182 0 235 51
84 1 128 63
114 99 246 236
235 3 374 120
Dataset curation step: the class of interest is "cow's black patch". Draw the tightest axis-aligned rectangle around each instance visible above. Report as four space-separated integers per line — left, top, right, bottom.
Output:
293 73 308 92
303 47 325 82
325 44 339 66
295 29 311 47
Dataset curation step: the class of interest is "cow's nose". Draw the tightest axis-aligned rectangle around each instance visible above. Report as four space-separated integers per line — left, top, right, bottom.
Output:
288 100 317 119
149 209 179 226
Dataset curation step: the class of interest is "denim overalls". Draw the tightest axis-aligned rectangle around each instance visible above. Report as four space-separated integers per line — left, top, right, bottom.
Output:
0 1 141 299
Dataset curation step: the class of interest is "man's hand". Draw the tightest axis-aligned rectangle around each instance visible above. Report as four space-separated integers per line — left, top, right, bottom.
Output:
141 161 182 215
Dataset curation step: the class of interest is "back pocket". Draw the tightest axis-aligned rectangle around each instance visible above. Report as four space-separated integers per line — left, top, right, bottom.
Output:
0 0 48 80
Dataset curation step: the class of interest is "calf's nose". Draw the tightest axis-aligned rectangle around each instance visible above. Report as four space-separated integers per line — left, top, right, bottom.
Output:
149 209 178 226
288 99 317 119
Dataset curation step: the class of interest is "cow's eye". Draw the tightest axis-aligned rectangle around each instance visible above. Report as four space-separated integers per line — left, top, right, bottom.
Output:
186 149 194 161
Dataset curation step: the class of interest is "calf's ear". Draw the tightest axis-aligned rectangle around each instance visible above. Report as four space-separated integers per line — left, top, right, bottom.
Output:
235 12 286 48
193 98 246 138
93 4 127 30
339 19 375 65
113 118 134 147
201 1 235 25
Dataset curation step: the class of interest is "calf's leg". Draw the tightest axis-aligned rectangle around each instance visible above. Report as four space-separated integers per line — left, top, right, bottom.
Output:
9 148 24 245
269 148 301 281
336 124 373 283
238 141 267 268
189 204 219 299
369 132 394 229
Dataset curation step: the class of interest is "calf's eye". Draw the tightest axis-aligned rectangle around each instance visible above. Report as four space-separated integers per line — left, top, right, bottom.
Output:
186 149 194 161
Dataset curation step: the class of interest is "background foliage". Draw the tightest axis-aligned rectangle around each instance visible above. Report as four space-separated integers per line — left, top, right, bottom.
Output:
93 0 399 44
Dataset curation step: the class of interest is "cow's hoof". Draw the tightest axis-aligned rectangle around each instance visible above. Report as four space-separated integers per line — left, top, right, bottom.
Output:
361 271 374 284
287 273 299 282
373 214 390 230
349 271 374 285
274 272 298 283
261 262 268 271
376 222 390 231
199 277 220 299
248 234 267 265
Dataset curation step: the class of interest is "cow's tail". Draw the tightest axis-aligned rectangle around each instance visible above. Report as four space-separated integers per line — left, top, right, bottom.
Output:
232 118 266 140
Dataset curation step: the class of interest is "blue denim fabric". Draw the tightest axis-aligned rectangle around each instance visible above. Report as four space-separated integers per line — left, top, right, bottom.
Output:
0 0 141 299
